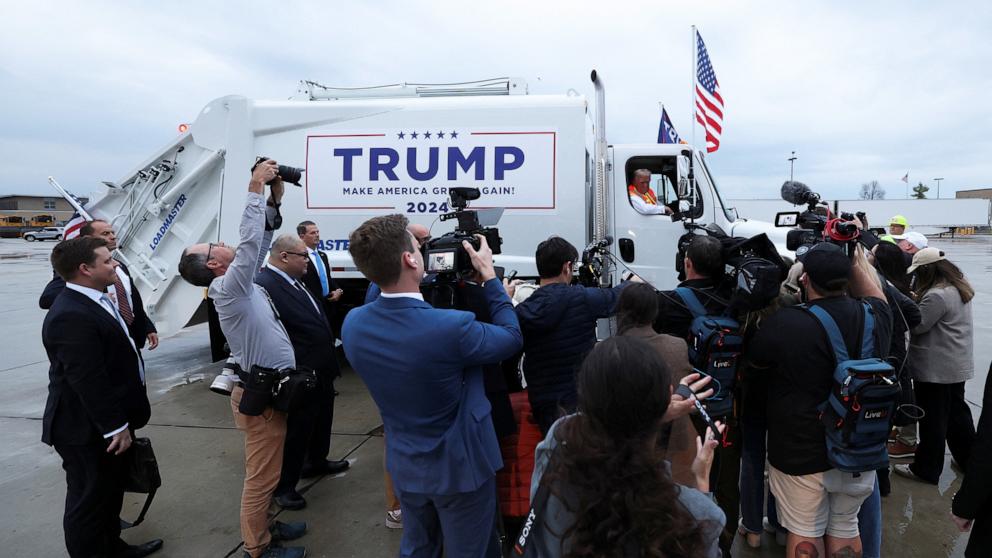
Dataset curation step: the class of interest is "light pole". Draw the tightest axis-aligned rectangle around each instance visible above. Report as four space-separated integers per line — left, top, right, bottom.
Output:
934 177 944 199
788 151 797 181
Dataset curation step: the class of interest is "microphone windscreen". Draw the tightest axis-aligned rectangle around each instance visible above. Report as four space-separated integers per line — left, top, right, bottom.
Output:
781 181 811 205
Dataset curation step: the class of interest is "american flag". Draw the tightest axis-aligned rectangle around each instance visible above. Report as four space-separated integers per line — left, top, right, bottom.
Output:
61 192 90 240
63 212 86 240
658 107 682 144
694 31 724 153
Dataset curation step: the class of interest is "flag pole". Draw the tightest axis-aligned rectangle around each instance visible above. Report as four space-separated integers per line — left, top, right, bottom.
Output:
691 25 697 149
48 176 93 220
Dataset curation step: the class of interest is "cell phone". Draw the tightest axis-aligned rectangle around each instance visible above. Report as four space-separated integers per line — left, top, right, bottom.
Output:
692 398 722 442
506 270 518 281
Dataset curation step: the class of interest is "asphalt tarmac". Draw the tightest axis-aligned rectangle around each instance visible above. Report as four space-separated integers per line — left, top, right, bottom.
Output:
1 235 988 557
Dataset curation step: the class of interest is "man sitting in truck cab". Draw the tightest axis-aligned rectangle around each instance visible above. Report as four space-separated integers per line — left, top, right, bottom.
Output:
628 169 673 216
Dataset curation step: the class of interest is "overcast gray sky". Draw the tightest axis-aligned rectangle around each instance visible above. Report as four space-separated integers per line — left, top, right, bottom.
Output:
2 0 989 202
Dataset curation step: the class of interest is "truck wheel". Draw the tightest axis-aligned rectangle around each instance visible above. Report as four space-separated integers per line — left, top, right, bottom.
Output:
24 235 35 242
56 235 62 240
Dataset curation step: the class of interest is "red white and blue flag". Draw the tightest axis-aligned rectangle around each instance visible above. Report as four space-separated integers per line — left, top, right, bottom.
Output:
60 192 90 240
695 31 724 153
658 107 682 144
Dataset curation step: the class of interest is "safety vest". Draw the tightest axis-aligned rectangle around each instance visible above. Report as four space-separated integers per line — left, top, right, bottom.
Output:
628 184 658 205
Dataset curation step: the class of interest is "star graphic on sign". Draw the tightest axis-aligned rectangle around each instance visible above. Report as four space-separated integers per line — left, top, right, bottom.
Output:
436 131 445 139
424 131 432 139
397 131 405 139
450 130 458 139
410 131 419 139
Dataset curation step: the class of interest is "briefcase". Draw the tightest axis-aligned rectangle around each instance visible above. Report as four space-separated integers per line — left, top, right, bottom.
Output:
120 437 161 529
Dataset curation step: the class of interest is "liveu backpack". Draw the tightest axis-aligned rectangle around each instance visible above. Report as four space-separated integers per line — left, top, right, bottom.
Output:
806 302 899 473
676 287 743 418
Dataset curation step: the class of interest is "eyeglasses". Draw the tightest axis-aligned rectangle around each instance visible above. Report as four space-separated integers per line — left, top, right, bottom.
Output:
282 250 309 258
206 242 217 261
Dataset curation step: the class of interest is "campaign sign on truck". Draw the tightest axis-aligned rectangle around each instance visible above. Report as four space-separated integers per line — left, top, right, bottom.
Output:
305 129 556 214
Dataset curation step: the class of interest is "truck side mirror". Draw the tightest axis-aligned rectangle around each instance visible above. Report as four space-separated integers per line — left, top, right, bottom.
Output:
676 155 690 198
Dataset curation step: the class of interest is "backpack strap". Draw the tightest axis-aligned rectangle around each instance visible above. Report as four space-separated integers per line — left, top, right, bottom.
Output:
805 304 851 362
859 301 876 359
675 287 708 319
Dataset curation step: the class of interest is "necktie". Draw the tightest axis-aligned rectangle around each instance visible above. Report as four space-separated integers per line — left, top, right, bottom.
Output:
101 294 145 384
112 272 134 325
312 250 329 297
294 280 321 314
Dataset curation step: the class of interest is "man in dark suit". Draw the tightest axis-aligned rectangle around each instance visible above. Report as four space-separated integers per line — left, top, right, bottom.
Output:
42 237 162 558
297 221 343 334
342 214 522 557
952 362 992 557
255 234 350 510
39 219 159 351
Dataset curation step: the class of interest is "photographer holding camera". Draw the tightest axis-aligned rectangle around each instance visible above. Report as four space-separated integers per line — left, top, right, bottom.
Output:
177 160 307 558
342 214 522 557
515 236 628 436
747 242 890 558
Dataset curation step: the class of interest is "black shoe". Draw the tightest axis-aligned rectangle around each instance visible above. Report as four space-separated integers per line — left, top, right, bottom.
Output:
115 539 164 558
274 490 307 510
246 544 307 558
300 459 350 478
270 520 307 542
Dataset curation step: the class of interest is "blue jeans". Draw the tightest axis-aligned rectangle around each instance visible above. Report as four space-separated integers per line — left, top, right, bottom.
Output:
739 419 780 533
857 477 881 558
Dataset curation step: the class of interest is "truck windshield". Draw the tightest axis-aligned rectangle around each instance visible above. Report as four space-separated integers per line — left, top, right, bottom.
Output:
700 157 738 222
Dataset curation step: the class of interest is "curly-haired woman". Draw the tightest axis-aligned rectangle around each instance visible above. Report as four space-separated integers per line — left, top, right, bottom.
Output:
527 336 725 557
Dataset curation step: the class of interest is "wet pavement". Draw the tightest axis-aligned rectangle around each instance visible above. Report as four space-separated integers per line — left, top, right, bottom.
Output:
0 235 988 557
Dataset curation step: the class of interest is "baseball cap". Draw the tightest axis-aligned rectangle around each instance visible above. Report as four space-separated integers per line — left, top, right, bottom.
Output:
903 231 928 250
878 234 898 245
889 215 908 227
907 247 946 274
797 243 851 288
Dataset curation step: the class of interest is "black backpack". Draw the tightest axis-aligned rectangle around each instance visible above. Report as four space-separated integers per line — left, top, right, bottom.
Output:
676 287 743 419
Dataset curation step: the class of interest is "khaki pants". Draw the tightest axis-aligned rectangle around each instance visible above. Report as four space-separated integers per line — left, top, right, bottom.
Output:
231 386 287 558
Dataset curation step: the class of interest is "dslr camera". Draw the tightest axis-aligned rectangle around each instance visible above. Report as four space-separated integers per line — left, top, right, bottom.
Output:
776 181 863 257
422 187 503 279
252 156 305 186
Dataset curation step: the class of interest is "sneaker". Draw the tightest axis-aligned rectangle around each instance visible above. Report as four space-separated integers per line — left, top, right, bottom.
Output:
270 520 307 542
887 440 917 459
386 509 403 529
892 463 937 485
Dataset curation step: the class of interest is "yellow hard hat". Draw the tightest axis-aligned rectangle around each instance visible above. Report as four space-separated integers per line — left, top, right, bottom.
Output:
889 215 908 227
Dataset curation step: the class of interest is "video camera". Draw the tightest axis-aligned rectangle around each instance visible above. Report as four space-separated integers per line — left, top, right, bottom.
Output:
422 187 503 279
776 181 865 257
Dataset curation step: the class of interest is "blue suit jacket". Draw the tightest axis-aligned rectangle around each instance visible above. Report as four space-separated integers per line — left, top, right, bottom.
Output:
343 279 522 495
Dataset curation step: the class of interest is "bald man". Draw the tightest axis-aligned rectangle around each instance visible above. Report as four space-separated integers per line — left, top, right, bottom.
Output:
256 234 349 511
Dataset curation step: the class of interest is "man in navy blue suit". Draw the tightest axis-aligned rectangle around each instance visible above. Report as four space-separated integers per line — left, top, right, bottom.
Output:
255 234 350 511
343 214 522 557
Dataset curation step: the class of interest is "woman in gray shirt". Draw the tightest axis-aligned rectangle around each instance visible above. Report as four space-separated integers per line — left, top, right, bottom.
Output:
525 336 725 557
894 248 976 485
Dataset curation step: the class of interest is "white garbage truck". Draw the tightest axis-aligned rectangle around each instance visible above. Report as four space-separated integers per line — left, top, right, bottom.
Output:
76 73 783 338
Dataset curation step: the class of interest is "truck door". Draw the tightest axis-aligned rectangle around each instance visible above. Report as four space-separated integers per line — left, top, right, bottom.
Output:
609 146 705 290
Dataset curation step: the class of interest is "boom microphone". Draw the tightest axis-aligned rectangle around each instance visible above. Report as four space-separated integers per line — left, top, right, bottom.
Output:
780 181 820 206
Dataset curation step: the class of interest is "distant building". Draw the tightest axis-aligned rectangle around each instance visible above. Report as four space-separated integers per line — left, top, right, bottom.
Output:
956 188 992 200
0 194 88 224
